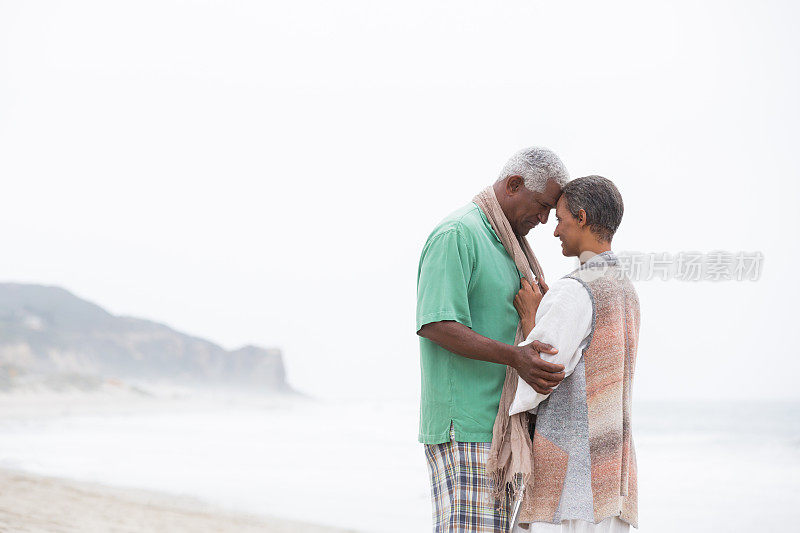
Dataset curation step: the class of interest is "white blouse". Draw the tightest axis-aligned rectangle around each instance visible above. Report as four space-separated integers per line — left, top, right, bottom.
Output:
513 515 630 533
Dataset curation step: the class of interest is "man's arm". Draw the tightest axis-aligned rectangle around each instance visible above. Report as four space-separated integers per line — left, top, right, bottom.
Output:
415 227 564 394
418 321 565 394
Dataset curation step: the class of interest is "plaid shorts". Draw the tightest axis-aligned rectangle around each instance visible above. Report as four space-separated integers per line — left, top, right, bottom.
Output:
423 424 510 532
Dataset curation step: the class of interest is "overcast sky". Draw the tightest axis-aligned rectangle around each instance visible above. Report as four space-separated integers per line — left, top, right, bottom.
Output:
1 0 797 401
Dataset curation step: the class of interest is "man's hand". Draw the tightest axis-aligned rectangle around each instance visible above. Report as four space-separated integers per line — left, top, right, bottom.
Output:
511 340 564 394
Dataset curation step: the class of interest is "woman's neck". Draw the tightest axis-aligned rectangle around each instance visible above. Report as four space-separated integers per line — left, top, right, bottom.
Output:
578 242 612 264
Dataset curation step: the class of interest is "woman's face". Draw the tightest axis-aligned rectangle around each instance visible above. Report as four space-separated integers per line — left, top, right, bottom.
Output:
553 196 582 257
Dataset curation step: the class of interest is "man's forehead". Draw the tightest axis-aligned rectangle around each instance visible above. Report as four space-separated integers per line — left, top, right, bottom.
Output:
542 179 563 203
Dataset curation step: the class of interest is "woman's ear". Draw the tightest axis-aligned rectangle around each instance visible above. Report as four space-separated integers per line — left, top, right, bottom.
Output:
577 209 587 228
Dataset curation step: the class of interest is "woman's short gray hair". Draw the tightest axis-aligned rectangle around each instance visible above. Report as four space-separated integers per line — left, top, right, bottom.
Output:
561 175 624 242
498 146 570 192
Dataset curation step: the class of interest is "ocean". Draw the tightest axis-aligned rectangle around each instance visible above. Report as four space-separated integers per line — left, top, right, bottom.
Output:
1 395 798 532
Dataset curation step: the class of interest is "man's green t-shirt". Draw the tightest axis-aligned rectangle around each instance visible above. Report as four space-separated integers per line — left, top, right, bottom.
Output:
416 202 523 444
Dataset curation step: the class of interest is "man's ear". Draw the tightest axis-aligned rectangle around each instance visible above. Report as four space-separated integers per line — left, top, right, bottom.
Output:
577 209 588 227
506 175 524 195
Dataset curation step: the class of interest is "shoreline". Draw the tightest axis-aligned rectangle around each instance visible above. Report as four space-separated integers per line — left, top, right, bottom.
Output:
0 384 315 420
0 388 357 533
0 466 357 533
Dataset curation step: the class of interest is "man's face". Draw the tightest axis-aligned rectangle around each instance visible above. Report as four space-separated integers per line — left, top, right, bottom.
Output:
553 195 581 257
507 177 563 236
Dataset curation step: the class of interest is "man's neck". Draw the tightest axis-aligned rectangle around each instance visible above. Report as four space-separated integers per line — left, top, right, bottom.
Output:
492 181 513 222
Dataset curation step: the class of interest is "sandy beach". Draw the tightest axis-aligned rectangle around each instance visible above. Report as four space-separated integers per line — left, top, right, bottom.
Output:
0 387 357 533
0 466 354 533
2 387 800 532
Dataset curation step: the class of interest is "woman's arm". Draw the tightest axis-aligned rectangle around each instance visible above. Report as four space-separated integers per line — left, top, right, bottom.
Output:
509 279 593 415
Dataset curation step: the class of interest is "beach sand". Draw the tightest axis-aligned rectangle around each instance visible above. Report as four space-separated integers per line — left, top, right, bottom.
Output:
0 466 354 533
0 387 356 533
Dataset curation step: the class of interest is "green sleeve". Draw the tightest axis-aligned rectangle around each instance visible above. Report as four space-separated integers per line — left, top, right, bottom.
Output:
416 227 474 332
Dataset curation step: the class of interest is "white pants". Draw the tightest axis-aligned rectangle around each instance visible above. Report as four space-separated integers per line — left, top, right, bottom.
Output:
512 516 630 533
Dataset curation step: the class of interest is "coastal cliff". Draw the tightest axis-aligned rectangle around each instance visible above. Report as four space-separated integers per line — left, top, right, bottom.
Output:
0 283 291 393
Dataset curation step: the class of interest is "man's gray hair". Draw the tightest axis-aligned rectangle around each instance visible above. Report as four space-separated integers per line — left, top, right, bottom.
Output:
561 175 624 242
498 146 570 192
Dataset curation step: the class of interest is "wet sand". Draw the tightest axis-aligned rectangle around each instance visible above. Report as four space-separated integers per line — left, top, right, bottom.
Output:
0 387 355 533
0 467 355 533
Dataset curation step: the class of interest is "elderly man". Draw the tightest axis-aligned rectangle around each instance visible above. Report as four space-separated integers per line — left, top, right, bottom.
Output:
416 147 570 532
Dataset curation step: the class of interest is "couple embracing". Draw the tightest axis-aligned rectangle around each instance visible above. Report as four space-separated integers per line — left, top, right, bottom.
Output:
416 147 639 533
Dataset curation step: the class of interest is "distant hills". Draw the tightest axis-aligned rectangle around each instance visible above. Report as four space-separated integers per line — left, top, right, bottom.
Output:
0 283 292 394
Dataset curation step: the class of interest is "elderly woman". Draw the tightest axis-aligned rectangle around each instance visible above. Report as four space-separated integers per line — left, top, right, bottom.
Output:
506 176 640 532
